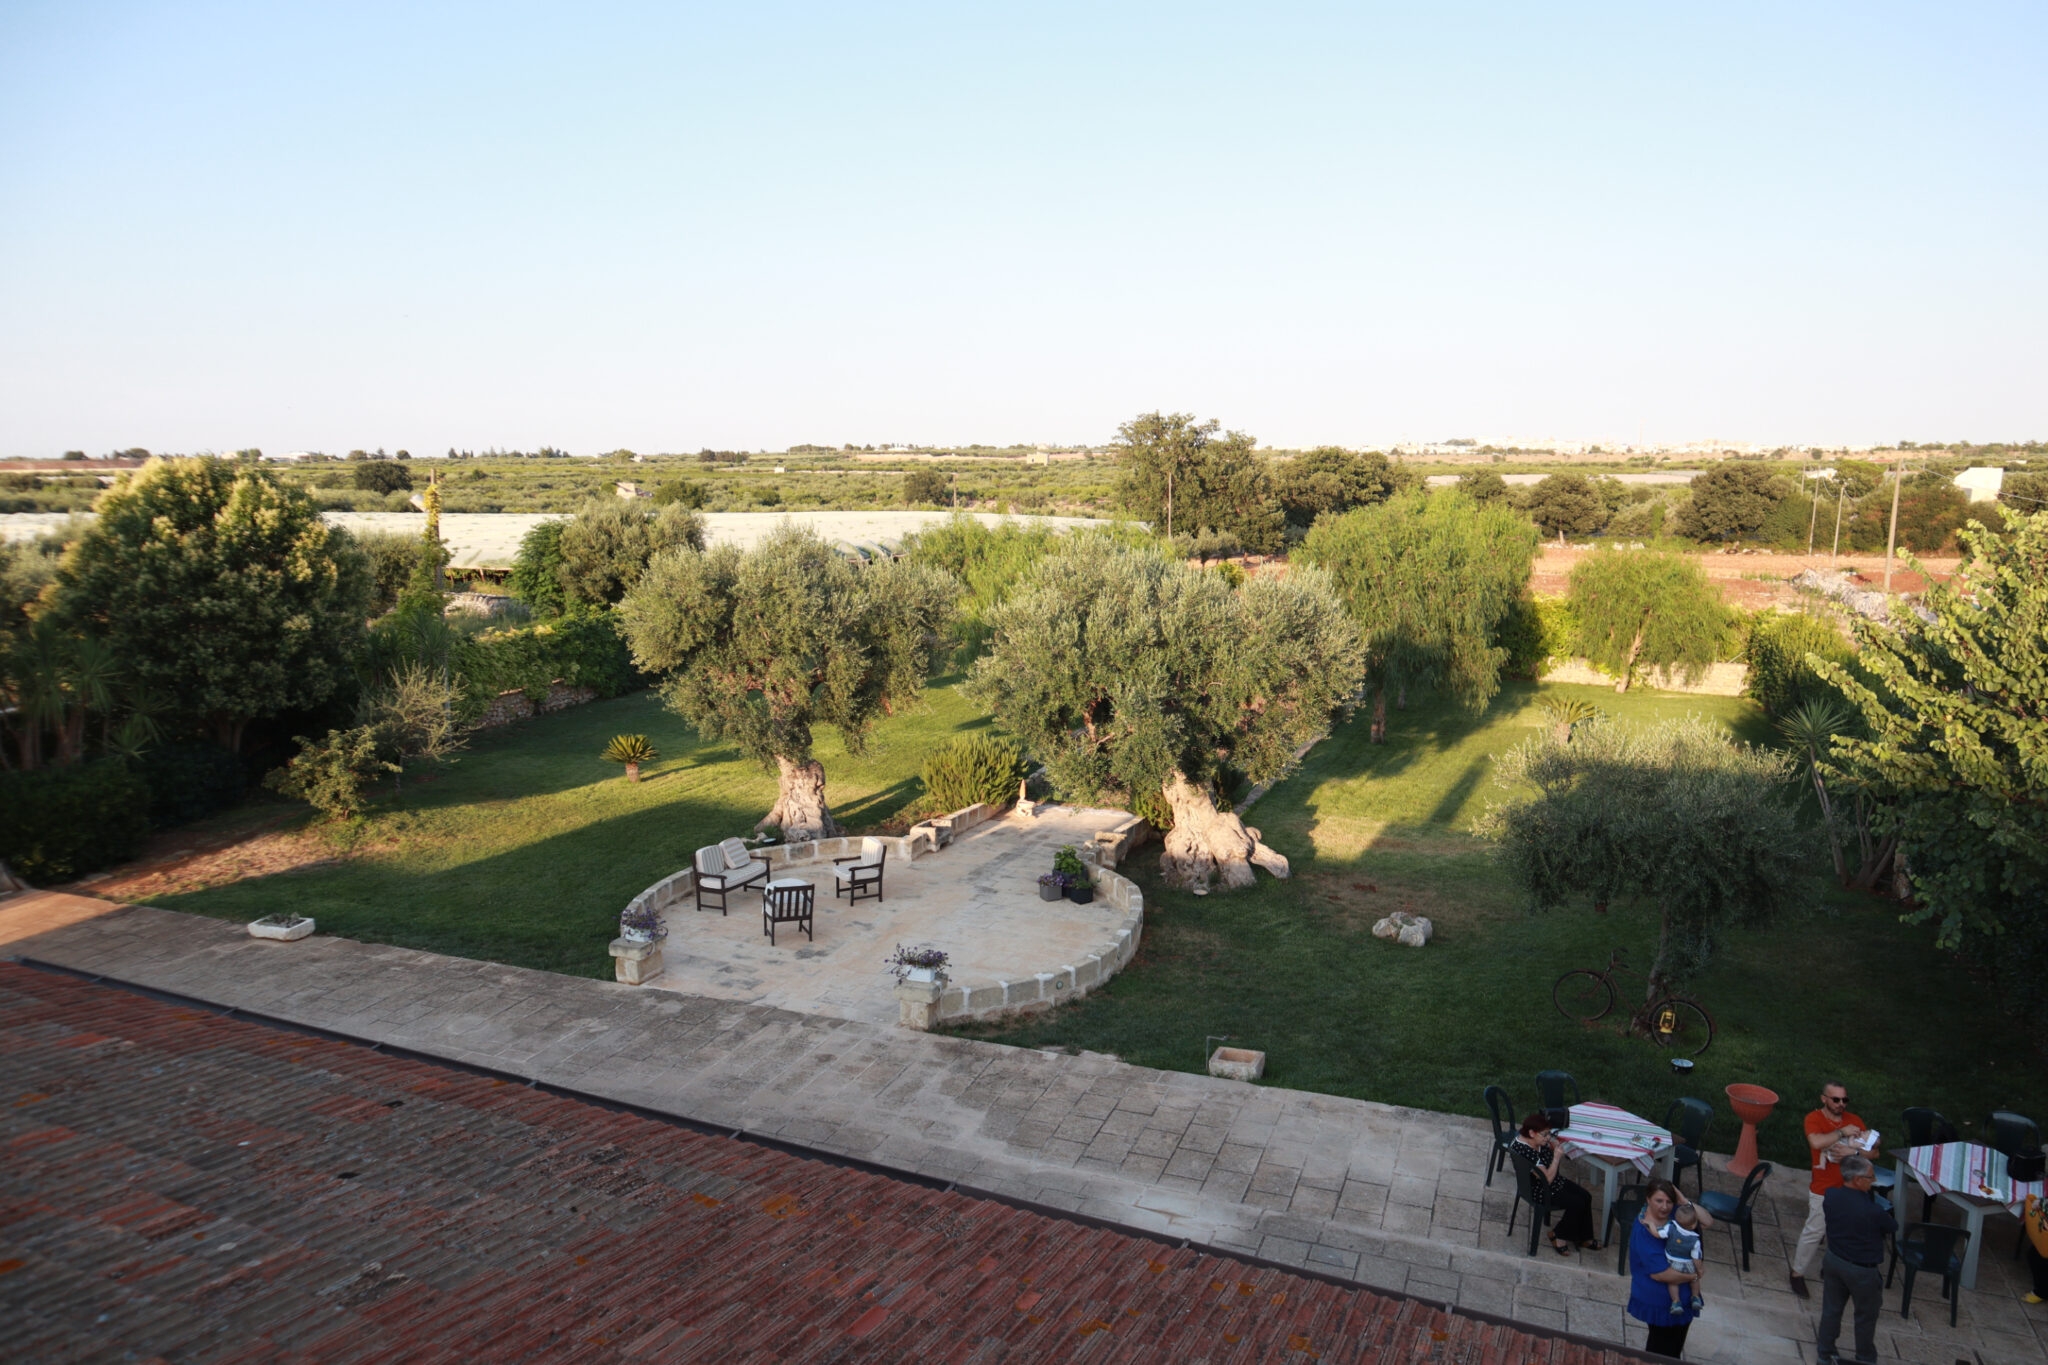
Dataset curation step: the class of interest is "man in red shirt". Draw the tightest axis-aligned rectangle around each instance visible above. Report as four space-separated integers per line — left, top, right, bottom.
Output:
1790 1079 1868 1298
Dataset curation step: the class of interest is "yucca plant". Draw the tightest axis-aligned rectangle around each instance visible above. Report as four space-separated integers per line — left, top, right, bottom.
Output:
1536 694 1604 745
601 733 658 782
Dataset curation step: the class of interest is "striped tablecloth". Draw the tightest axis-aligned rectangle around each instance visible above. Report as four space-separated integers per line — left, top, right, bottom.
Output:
1901 1143 2046 1217
1559 1101 1675 1176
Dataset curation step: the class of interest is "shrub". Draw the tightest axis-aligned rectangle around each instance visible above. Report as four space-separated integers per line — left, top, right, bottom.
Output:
352 461 414 495
135 742 245 827
1746 610 1855 716
264 726 398 821
918 733 1027 814
456 613 640 708
1495 595 1576 679
904 468 949 505
0 760 151 881
601 733 658 780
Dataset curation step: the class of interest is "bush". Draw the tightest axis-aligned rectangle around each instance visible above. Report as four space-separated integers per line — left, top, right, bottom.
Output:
1745 610 1855 716
346 529 426 615
352 462 414 495
0 760 151 881
456 612 641 708
135 742 245 827
919 733 1027 814
264 726 397 820
904 468 950 505
1495 595 1576 679
508 520 568 615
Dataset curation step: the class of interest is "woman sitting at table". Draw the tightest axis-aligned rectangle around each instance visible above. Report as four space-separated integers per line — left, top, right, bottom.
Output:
1510 1110 1599 1254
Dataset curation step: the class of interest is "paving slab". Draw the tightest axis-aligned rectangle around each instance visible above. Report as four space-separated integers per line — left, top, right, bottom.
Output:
7 896 2042 1365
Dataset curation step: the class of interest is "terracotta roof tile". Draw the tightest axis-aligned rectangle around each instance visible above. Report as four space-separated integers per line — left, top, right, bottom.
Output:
0 963 1652 1363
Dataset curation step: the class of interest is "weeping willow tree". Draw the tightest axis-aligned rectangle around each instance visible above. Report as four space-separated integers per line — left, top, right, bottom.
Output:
1478 717 1810 998
618 525 957 838
1566 549 1728 693
1297 489 1539 742
968 539 1364 890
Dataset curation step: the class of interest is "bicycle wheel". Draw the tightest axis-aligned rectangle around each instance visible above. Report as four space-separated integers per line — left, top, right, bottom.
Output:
1552 970 1617 1024
1647 997 1716 1056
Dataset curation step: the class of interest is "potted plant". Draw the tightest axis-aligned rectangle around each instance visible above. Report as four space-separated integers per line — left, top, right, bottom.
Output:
886 943 949 984
247 913 314 942
1054 846 1093 905
601 734 659 783
619 903 668 944
1037 871 1068 902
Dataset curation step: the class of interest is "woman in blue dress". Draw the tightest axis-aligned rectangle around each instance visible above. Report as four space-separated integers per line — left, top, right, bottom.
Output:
1629 1178 1711 1358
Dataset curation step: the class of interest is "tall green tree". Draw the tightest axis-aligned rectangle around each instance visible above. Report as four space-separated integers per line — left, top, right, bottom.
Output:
968 540 1363 890
1298 490 1539 741
1567 549 1727 692
1272 447 1415 529
1676 463 1791 541
617 525 957 837
51 459 369 751
1115 411 1284 552
1524 473 1611 542
1480 717 1808 999
556 499 706 606
508 519 569 615
1813 510 2047 982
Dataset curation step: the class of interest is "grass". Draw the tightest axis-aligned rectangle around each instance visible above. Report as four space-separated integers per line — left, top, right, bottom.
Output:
948 681 2048 1170
151 677 992 977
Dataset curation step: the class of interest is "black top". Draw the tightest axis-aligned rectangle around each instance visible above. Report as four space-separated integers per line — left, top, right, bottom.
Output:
1821 1186 1897 1266
1510 1138 1571 1204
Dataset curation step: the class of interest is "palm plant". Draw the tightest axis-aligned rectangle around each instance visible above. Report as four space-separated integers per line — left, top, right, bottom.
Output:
601 733 658 782
1536 693 1604 745
1776 696 1853 881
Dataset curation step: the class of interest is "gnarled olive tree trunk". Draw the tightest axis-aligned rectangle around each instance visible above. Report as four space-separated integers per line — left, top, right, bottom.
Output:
762 756 841 840
1158 770 1289 891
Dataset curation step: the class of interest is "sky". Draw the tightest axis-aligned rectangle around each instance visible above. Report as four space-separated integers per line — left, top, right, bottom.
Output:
1 2 2043 456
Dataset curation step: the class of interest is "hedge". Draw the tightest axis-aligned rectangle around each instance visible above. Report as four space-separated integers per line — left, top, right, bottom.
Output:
1745 610 1855 715
453 612 640 712
0 760 151 883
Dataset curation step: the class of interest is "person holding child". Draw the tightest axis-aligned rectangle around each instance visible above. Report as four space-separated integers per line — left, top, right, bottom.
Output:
1627 1178 1716 1359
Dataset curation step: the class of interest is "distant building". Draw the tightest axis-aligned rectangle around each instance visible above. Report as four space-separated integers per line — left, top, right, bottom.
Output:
1954 467 2004 503
615 481 650 499
261 451 315 463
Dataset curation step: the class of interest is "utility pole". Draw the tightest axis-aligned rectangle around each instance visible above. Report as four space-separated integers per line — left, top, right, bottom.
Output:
1883 456 1906 593
1830 478 1846 563
1807 481 1820 557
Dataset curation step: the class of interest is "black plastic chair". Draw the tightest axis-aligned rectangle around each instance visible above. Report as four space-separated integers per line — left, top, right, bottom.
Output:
1662 1097 1713 1198
1483 1085 1516 1188
1902 1106 1959 1148
1605 1182 1647 1275
1698 1161 1773 1272
1887 1223 1970 1327
1535 1070 1580 1132
1505 1149 1557 1256
1988 1110 2040 1156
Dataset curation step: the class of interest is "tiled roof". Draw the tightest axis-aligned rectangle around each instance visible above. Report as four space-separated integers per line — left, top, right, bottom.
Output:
0 963 1647 1363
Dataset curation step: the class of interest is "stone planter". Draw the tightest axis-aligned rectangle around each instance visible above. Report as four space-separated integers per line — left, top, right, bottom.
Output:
1208 1046 1266 1082
903 965 944 985
620 926 655 945
247 916 314 942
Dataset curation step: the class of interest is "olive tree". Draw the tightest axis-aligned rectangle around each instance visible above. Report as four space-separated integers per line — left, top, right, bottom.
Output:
1297 490 1539 741
557 499 706 606
1115 411 1284 552
618 526 957 838
969 539 1364 890
52 459 369 751
1272 447 1415 529
1479 717 1809 998
1567 548 1727 692
1523 473 1611 542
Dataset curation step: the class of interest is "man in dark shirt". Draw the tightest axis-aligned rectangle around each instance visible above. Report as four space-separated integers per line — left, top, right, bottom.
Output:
1817 1154 1896 1365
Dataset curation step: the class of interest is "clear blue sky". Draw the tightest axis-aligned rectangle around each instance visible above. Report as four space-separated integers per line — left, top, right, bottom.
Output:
2 2 2041 456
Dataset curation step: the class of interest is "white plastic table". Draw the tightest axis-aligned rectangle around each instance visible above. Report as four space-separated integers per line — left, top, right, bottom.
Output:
1898 1142 2043 1290
1558 1101 1678 1230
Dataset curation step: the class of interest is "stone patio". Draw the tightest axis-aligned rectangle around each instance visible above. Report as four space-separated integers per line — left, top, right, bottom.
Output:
633 805 1139 1027
6 895 2043 1364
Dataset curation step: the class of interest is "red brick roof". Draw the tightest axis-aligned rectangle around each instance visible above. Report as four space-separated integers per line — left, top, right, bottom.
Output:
0 963 1647 1363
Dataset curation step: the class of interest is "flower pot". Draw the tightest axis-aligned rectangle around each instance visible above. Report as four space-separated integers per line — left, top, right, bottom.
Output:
1725 1083 1780 1179
905 965 942 984
1038 882 1064 901
1065 884 1094 905
621 926 655 944
625 763 641 783
248 916 313 942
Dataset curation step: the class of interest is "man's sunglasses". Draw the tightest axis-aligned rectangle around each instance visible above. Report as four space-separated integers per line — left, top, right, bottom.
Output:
1824 1094 1850 1104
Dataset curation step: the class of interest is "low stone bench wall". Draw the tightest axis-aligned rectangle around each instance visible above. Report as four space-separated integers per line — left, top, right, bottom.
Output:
933 855 1144 1025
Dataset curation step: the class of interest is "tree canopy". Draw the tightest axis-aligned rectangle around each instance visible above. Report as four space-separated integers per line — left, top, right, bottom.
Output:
1524 473 1611 541
556 499 706 607
1297 490 1539 740
1272 447 1415 529
508 519 568 615
1479 716 1808 996
617 525 957 836
1676 464 1790 541
1567 549 1727 692
50 459 368 751
1115 411 1284 552
968 539 1363 888
352 461 414 495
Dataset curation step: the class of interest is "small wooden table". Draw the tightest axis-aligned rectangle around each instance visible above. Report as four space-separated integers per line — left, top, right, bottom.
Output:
762 878 814 946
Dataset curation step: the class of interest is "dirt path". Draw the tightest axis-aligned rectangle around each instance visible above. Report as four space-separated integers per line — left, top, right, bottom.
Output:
1530 546 1959 608
61 809 339 904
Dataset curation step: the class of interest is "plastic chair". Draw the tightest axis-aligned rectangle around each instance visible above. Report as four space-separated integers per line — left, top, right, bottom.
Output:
1661 1097 1713 1198
1505 1149 1556 1256
1900 1107 1958 1221
1988 1110 2040 1157
1605 1182 1647 1275
1483 1086 1516 1188
1535 1070 1580 1131
1887 1223 1970 1327
1698 1161 1773 1272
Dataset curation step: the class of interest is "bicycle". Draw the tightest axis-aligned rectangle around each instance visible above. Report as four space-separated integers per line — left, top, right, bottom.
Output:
1552 949 1717 1055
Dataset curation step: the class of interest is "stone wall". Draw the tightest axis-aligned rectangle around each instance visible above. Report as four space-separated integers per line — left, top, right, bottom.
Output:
1537 659 1749 696
473 681 598 730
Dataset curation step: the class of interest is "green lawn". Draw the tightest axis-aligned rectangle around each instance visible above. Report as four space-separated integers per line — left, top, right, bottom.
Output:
153 678 992 976
950 681 2048 1170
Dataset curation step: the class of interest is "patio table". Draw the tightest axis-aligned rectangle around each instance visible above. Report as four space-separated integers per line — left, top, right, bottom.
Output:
1897 1142 2044 1290
1558 1101 1677 1231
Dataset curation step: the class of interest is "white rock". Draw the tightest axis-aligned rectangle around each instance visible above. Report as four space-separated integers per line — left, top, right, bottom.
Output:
1397 917 1434 948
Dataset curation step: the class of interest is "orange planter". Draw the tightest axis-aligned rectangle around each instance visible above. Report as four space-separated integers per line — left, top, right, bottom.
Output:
1725 1084 1780 1178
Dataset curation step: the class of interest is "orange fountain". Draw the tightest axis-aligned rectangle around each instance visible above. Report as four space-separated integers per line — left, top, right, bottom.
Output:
1725 1084 1779 1178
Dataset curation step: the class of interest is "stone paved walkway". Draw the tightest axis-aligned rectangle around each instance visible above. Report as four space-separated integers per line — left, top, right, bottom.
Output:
7 899 2042 1365
648 807 1132 1027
